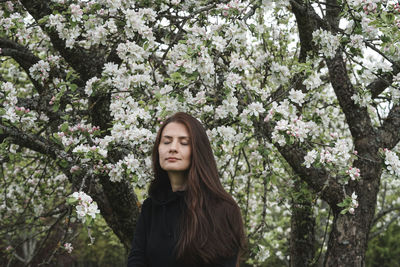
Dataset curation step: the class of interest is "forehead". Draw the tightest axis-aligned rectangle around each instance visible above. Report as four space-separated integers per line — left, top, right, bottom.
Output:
161 122 190 137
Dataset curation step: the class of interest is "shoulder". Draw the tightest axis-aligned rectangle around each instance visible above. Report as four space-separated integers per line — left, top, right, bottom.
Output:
140 197 153 211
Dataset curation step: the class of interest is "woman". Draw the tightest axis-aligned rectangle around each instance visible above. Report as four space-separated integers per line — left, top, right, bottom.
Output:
127 112 246 267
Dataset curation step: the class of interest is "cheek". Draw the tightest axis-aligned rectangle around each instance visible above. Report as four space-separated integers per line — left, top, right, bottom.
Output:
158 146 165 157
185 147 192 159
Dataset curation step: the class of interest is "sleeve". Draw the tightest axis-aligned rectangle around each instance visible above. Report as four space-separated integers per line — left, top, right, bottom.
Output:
127 199 150 267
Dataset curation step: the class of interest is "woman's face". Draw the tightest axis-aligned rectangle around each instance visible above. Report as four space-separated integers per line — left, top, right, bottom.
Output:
158 122 192 173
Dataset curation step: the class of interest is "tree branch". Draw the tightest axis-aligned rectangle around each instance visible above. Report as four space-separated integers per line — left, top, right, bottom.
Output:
372 205 400 226
289 0 329 31
325 54 375 146
0 38 45 94
289 0 321 60
255 121 343 209
368 63 400 98
325 0 341 29
0 122 59 160
369 212 400 240
378 105 400 149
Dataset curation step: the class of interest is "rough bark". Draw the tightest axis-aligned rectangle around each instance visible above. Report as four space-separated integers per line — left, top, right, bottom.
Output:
379 105 400 148
323 166 382 266
290 178 315 267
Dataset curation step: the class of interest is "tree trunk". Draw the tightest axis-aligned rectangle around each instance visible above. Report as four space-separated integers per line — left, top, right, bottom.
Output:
290 178 316 267
324 212 369 266
324 168 382 266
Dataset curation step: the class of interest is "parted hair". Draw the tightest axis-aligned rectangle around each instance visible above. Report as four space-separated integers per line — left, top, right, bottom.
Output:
149 112 246 266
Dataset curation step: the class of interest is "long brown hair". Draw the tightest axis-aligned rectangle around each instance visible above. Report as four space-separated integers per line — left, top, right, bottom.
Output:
149 112 246 265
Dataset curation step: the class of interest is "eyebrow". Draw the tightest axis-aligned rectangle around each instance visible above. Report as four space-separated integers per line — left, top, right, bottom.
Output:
162 135 190 139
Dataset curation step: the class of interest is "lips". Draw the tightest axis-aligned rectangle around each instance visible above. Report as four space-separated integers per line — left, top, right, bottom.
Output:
166 157 179 161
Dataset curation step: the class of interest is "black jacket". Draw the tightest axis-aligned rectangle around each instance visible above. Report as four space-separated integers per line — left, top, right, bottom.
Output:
127 187 237 267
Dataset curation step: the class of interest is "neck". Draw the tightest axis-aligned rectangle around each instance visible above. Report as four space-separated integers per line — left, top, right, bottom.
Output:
168 171 187 192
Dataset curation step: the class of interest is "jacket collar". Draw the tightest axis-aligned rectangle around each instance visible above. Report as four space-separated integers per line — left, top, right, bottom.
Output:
150 184 185 206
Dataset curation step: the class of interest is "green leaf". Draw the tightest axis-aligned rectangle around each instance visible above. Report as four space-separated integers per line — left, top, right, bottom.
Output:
381 12 395 24
69 83 78 92
170 72 183 82
38 16 49 25
53 104 60 112
59 159 69 168
381 35 391 43
60 123 69 132
340 208 348 215
85 216 93 226
67 197 78 205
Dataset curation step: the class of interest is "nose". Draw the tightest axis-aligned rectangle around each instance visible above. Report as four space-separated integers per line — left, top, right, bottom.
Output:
169 140 178 152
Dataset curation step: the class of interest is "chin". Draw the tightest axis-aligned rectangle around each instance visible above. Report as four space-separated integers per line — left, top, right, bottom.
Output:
164 168 187 172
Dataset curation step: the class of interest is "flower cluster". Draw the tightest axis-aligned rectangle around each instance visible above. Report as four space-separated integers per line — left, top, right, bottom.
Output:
1 82 38 127
303 139 357 182
346 166 361 181
68 191 100 224
360 17 379 39
106 153 151 186
394 2 400 12
338 192 359 215
383 148 400 177
217 0 244 16
350 35 364 50
312 29 340 59
349 192 359 214
63 243 73 253
70 4 83 22
215 95 239 119
351 92 372 107
29 60 50 82
272 116 316 145
362 0 379 14
72 144 108 158
288 89 306 106
57 122 101 146
15 106 30 114
304 150 318 168
302 72 323 91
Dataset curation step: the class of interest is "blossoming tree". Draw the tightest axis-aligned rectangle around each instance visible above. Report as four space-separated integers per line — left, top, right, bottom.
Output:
1 0 400 265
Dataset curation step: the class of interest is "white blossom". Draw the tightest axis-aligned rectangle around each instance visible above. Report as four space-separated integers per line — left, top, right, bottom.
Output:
70 4 83 22
64 243 73 253
384 149 400 177
303 72 323 90
29 60 50 82
351 92 372 107
69 192 100 223
288 89 306 105
312 29 340 59
247 102 265 117
304 150 318 168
